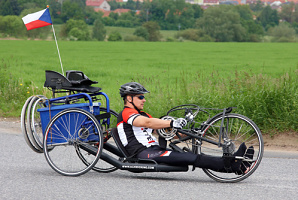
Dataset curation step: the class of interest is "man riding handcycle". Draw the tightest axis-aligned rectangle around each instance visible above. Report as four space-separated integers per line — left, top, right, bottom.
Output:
116 82 255 177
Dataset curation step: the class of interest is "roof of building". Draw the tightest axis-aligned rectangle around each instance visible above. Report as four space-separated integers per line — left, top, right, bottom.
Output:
86 0 106 7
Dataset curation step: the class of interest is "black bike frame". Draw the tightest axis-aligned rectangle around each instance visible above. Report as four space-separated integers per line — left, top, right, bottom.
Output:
79 143 189 173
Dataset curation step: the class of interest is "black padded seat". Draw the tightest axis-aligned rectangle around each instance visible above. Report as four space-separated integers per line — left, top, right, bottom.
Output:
44 70 101 93
66 70 98 86
111 128 130 158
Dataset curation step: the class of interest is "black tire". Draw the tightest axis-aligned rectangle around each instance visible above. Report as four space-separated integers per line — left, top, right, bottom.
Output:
21 96 43 153
199 113 264 183
77 107 119 173
27 95 47 152
43 108 103 176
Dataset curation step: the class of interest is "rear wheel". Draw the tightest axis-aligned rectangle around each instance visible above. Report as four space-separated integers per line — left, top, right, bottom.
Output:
199 113 263 183
43 108 103 176
27 95 47 152
21 96 43 153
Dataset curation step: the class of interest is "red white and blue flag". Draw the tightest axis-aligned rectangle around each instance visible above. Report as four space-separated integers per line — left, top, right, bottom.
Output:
22 8 52 30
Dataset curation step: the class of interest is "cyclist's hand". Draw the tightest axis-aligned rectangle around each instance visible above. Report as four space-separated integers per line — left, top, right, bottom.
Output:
171 118 187 129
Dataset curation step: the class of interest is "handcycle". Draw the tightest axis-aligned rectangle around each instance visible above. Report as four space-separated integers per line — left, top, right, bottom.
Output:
21 70 263 183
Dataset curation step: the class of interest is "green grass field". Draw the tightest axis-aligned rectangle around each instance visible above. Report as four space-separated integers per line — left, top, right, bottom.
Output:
0 40 297 133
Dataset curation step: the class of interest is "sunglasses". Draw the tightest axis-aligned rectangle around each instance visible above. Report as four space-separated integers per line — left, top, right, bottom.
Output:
135 95 145 100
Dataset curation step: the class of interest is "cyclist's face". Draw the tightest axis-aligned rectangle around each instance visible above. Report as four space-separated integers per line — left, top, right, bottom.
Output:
132 94 146 110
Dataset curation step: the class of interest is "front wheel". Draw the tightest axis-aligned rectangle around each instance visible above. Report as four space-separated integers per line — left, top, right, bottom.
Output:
76 107 119 173
43 108 103 176
199 113 264 183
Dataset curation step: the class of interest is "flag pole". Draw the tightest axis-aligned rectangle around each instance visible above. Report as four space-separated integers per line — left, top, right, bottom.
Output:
51 24 64 76
48 5 64 76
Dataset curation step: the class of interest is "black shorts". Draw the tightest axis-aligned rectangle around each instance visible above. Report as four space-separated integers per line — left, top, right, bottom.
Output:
136 145 197 166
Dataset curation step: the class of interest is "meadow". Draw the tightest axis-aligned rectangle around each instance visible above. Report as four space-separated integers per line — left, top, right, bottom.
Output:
0 40 297 134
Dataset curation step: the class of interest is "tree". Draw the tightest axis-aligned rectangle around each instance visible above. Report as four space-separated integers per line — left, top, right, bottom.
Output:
109 12 119 21
249 0 264 13
46 0 62 21
142 21 162 41
279 2 298 24
85 6 103 25
124 0 137 10
60 1 84 22
92 19 106 41
0 0 21 16
179 3 195 30
233 5 253 21
138 0 197 30
192 4 203 19
108 0 120 10
195 5 246 42
257 6 279 30
241 20 264 41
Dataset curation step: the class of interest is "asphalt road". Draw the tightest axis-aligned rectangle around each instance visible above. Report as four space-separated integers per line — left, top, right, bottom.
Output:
0 132 297 200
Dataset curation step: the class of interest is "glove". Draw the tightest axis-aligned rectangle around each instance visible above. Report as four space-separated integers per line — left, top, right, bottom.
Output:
170 118 187 129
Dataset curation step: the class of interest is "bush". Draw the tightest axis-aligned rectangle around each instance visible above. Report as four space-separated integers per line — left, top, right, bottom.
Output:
198 35 215 42
268 23 296 42
176 29 200 41
0 14 50 39
248 34 262 42
53 18 64 24
166 37 175 42
0 57 47 116
0 15 26 38
61 19 90 40
175 29 215 42
108 31 122 41
69 27 88 41
123 35 145 41
133 27 149 40
102 17 115 26
115 19 133 27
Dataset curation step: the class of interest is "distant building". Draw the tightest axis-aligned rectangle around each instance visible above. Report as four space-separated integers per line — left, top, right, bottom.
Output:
86 0 111 11
220 1 239 4
113 9 131 15
203 0 219 5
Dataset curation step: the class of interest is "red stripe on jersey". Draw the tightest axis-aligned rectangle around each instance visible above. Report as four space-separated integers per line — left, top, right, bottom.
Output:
122 107 152 123
148 140 156 144
160 151 169 157
122 107 139 123
117 121 123 127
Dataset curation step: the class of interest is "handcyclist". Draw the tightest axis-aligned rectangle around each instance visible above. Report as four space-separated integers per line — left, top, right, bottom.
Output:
117 82 254 174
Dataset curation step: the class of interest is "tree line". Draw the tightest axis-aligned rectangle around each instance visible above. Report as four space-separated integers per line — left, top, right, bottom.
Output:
0 0 297 42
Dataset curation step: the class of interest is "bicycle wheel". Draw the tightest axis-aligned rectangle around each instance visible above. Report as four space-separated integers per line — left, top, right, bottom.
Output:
43 108 103 176
199 113 264 183
27 95 47 152
21 96 43 153
77 107 119 173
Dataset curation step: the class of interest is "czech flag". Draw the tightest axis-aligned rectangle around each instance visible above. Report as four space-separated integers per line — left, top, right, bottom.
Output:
22 8 52 31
